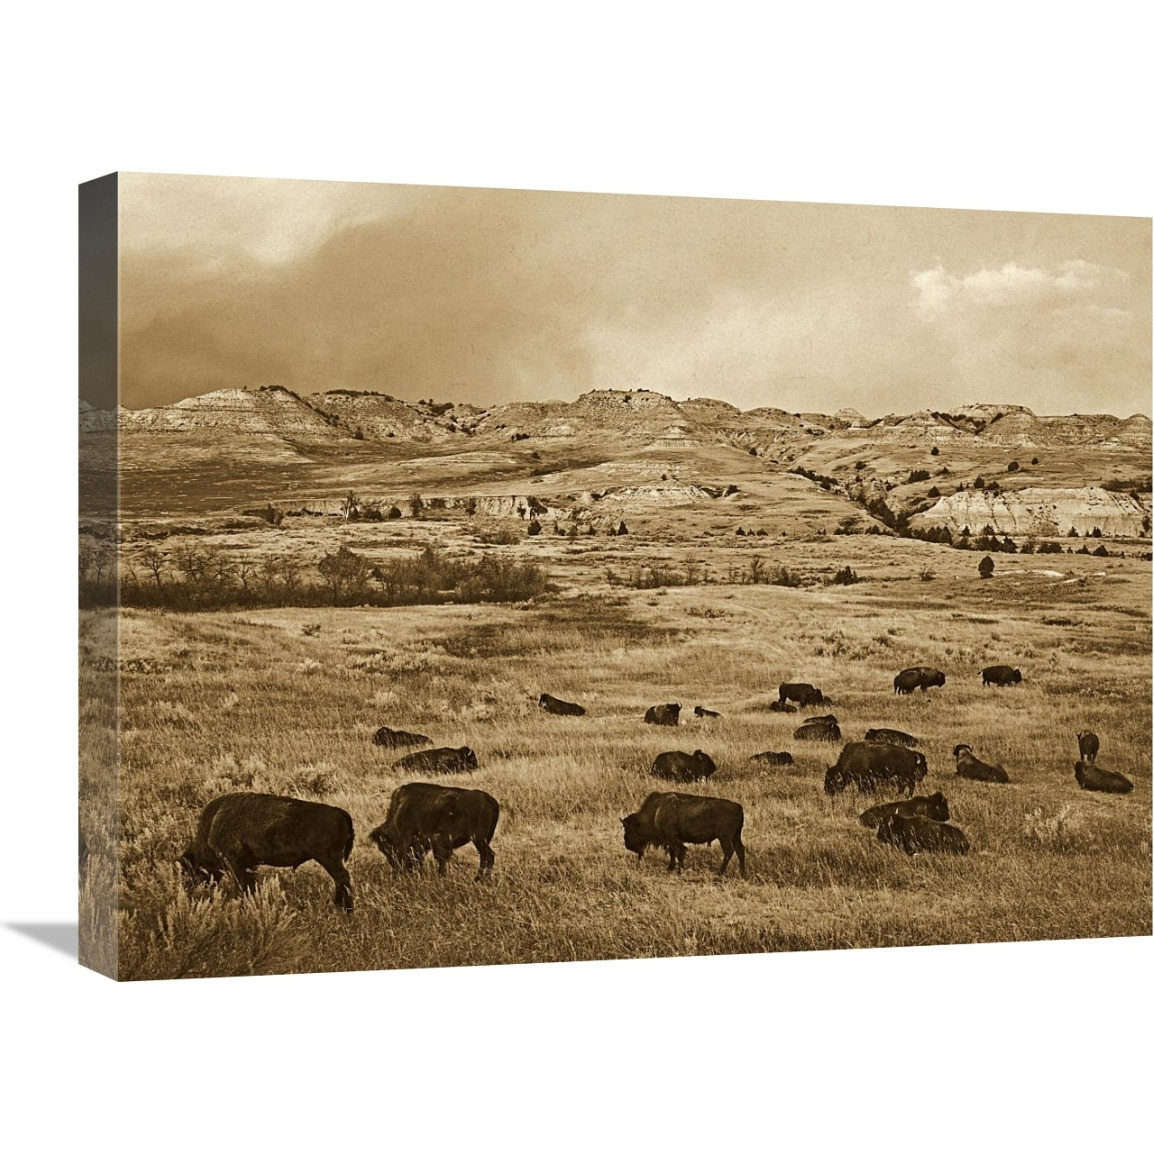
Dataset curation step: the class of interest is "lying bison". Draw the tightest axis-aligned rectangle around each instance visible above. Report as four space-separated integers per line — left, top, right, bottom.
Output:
778 682 829 709
795 717 842 742
693 705 721 719
953 744 1010 783
981 665 1022 687
622 792 746 877
750 750 793 766
859 792 949 829
893 667 946 695
393 746 479 774
538 693 586 717
864 727 918 748
824 741 928 797
180 793 354 911
767 700 797 714
1074 760 1133 794
877 813 970 855
372 726 432 749
650 749 717 783
1076 730 1099 762
369 782 499 880
644 703 681 727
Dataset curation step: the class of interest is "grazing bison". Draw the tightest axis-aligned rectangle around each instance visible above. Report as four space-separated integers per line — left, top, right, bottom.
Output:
864 727 918 748
778 682 829 709
644 703 681 727
824 742 928 797
750 750 794 766
876 813 970 855
372 725 432 749
893 667 946 695
393 746 479 774
180 793 354 911
650 749 717 783
621 791 746 877
859 792 950 829
767 700 797 714
981 665 1022 687
1074 761 1133 794
1076 730 1099 762
795 717 842 742
693 705 721 718
369 782 499 880
953 744 1010 783
538 693 586 717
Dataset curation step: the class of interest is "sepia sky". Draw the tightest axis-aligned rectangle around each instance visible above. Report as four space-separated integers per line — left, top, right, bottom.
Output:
117 173 1152 417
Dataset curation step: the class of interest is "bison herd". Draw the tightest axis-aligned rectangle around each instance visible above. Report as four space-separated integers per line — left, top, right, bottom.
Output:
179 667 1136 911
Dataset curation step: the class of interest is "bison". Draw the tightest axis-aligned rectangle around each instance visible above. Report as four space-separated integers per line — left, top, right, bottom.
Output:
795 717 842 742
876 813 970 855
1074 760 1133 794
372 725 432 749
393 746 479 774
1076 730 1099 762
767 700 797 714
864 727 918 748
893 667 946 695
981 665 1022 687
859 792 950 829
538 693 586 717
778 682 829 709
180 793 354 911
953 744 1010 783
369 782 499 880
621 791 746 877
644 703 681 727
693 705 721 718
650 749 717 783
750 750 794 766
824 741 928 797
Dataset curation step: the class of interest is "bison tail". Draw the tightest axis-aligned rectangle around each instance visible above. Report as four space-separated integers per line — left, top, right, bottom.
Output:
342 815 356 862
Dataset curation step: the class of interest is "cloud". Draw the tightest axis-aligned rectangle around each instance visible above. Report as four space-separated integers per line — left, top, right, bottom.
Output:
911 259 1129 318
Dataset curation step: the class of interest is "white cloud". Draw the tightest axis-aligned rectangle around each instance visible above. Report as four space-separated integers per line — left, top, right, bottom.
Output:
911 259 1129 318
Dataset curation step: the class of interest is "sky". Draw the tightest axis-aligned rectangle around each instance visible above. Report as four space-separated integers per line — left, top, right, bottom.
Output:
116 173 1152 417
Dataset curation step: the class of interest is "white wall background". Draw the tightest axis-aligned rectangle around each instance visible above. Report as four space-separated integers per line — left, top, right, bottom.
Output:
1 4 1149 1150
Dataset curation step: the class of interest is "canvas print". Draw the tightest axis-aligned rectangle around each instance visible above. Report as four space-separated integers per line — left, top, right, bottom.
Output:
79 173 1151 980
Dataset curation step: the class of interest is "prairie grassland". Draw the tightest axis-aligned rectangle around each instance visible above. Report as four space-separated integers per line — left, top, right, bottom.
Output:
90 533 1151 980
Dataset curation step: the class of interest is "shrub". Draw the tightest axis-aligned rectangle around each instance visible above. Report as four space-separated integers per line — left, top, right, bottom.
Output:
830 565 861 585
978 555 995 579
908 469 931 484
930 446 939 456
1007 460 1020 472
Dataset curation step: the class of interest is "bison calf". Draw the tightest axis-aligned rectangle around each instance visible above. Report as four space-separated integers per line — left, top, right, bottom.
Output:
953 744 1010 783
644 703 681 727
622 792 746 877
864 727 918 748
650 749 717 783
180 793 355 911
876 813 970 855
750 750 793 766
370 782 500 880
372 725 432 749
693 705 721 718
981 665 1022 687
394 746 479 774
1074 760 1133 794
767 700 797 714
859 792 950 829
539 693 586 717
1076 730 1099 762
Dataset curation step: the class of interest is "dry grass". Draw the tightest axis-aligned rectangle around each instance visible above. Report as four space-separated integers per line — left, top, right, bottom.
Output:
83 537 1151 980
